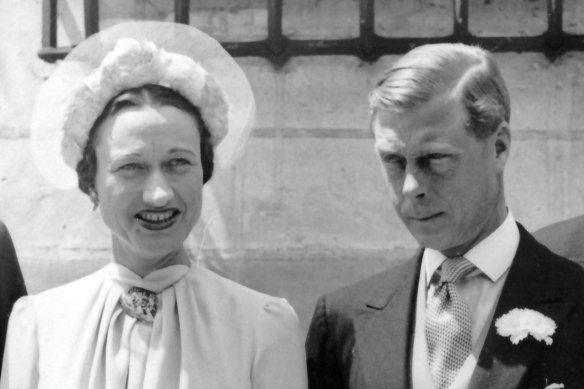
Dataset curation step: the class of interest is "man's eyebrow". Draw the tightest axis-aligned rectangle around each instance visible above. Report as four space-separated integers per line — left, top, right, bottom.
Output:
419 133 440 143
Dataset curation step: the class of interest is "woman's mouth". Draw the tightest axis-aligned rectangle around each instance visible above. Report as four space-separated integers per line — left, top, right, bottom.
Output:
135 209 180 231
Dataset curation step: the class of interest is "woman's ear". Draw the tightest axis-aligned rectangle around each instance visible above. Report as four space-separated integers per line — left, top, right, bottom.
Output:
89 187 100 211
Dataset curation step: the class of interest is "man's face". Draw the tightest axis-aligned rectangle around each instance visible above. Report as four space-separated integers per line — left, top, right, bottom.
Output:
372 95 509 256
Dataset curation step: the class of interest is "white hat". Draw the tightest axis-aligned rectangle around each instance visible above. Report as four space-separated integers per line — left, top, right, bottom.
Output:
31 21 255 189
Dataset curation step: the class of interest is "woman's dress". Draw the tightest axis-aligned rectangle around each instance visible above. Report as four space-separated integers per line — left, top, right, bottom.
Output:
0 262 308 389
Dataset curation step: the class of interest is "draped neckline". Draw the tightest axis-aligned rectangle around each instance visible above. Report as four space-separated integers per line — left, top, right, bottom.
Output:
106 262 190 293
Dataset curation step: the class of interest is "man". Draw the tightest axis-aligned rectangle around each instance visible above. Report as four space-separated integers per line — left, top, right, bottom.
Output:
306 44 584 389
0 220 26 374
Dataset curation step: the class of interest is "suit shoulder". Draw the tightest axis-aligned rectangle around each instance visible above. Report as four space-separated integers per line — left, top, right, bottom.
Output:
320 257 416 311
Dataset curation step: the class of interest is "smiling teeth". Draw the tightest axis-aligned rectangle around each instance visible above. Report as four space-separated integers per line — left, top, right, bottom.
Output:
139 211 175 223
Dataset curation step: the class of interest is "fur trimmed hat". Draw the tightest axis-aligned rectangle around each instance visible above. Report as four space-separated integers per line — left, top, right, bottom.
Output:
31 22 255 189
60 37 229 168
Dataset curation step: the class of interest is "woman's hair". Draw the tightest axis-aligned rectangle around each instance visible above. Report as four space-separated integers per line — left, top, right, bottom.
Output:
368 43 510 139
76 84 214 196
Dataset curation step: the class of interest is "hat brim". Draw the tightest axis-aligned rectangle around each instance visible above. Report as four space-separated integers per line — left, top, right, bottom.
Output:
31 21 255 190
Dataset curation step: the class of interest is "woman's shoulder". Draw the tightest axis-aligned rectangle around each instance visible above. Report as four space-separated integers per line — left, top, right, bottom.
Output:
188 265 299 322
14 266 110 316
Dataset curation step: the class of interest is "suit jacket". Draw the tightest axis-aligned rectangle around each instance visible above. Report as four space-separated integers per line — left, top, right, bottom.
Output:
306 224 584 389
0 221 26 374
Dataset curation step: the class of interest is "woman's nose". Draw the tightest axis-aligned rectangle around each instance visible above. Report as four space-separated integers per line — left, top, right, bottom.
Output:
143 170 174 206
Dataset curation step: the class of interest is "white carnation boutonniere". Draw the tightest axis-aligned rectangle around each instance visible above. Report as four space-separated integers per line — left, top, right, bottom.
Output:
543 383 564 389
495 308 556 345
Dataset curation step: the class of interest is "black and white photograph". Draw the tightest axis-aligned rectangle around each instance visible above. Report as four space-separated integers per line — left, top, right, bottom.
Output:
1 1 584 388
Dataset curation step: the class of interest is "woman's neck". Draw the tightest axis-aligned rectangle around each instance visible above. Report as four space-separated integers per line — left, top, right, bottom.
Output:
111 237 191 278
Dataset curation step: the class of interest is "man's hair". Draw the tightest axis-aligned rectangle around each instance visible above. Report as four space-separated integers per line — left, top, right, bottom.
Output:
76 84 214 196
369 43 510 139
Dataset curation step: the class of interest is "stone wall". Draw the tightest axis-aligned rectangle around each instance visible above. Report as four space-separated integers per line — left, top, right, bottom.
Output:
2 0 584 328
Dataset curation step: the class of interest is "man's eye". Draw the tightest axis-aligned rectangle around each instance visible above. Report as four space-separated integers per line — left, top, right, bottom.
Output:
384 156 405 166
427 153 449 160
421 153 454 172
381 155 406 174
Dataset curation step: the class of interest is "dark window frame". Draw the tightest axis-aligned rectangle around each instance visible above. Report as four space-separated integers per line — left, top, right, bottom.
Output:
40 0 584 65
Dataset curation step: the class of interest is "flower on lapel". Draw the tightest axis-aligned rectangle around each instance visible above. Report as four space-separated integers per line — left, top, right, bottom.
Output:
495 308 556 345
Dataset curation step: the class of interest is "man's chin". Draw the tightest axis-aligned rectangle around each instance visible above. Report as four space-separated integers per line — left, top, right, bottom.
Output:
415 236 474 257
408 231 454 252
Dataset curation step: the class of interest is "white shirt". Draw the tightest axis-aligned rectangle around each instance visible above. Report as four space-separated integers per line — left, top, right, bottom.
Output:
412 211 520 389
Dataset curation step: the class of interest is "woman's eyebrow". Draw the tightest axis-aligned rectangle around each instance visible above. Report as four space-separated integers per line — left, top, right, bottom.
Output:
109 150 142 159
168 148 197 155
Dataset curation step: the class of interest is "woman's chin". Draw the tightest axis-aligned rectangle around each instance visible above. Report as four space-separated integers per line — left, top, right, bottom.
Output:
112 231 188 264
114 242 190 276
134 237 188 259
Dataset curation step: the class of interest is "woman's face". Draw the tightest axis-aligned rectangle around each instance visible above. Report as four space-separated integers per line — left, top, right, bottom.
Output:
93 104 203 269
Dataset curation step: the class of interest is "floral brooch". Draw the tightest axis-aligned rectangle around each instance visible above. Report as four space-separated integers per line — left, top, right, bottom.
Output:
120 286 158 324
495 308 556 345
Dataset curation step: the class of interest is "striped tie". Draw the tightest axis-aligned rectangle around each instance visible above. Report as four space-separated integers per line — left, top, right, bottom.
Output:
425 257 475 389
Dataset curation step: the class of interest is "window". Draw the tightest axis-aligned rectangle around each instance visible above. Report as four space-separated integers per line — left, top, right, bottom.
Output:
40 0 584 65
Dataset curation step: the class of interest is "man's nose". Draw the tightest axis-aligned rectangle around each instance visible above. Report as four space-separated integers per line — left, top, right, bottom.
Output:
402 167 425 199
143 170 174 207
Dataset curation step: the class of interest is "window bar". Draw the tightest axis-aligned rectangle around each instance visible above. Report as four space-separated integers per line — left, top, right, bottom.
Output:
38 0 584 64
84 0 99 38
453 0 469 38
222 0 295 66
546 0 563 51
468 0 564 59
359 0 375 59
39 0 71 62
41 0 57 48
175 0 190 24
268 0 284 54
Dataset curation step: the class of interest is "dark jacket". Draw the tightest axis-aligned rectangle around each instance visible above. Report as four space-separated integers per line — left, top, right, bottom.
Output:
0 221 26 373
306 224 584 389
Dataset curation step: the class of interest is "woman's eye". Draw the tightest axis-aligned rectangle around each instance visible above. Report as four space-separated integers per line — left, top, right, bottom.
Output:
170 158 191 167
164 158 193 172
118 163 143 171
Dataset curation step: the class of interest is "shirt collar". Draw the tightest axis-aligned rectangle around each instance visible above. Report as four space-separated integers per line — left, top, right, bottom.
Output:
423 210 519 286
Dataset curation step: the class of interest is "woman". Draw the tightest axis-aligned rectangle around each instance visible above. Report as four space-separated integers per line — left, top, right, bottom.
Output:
1 22 307 389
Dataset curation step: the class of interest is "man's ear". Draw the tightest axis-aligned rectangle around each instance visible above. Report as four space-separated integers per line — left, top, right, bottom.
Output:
493 121 511 168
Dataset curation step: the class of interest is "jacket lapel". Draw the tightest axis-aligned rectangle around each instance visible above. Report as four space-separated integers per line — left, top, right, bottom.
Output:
353 251 422 389
470 224 574 389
